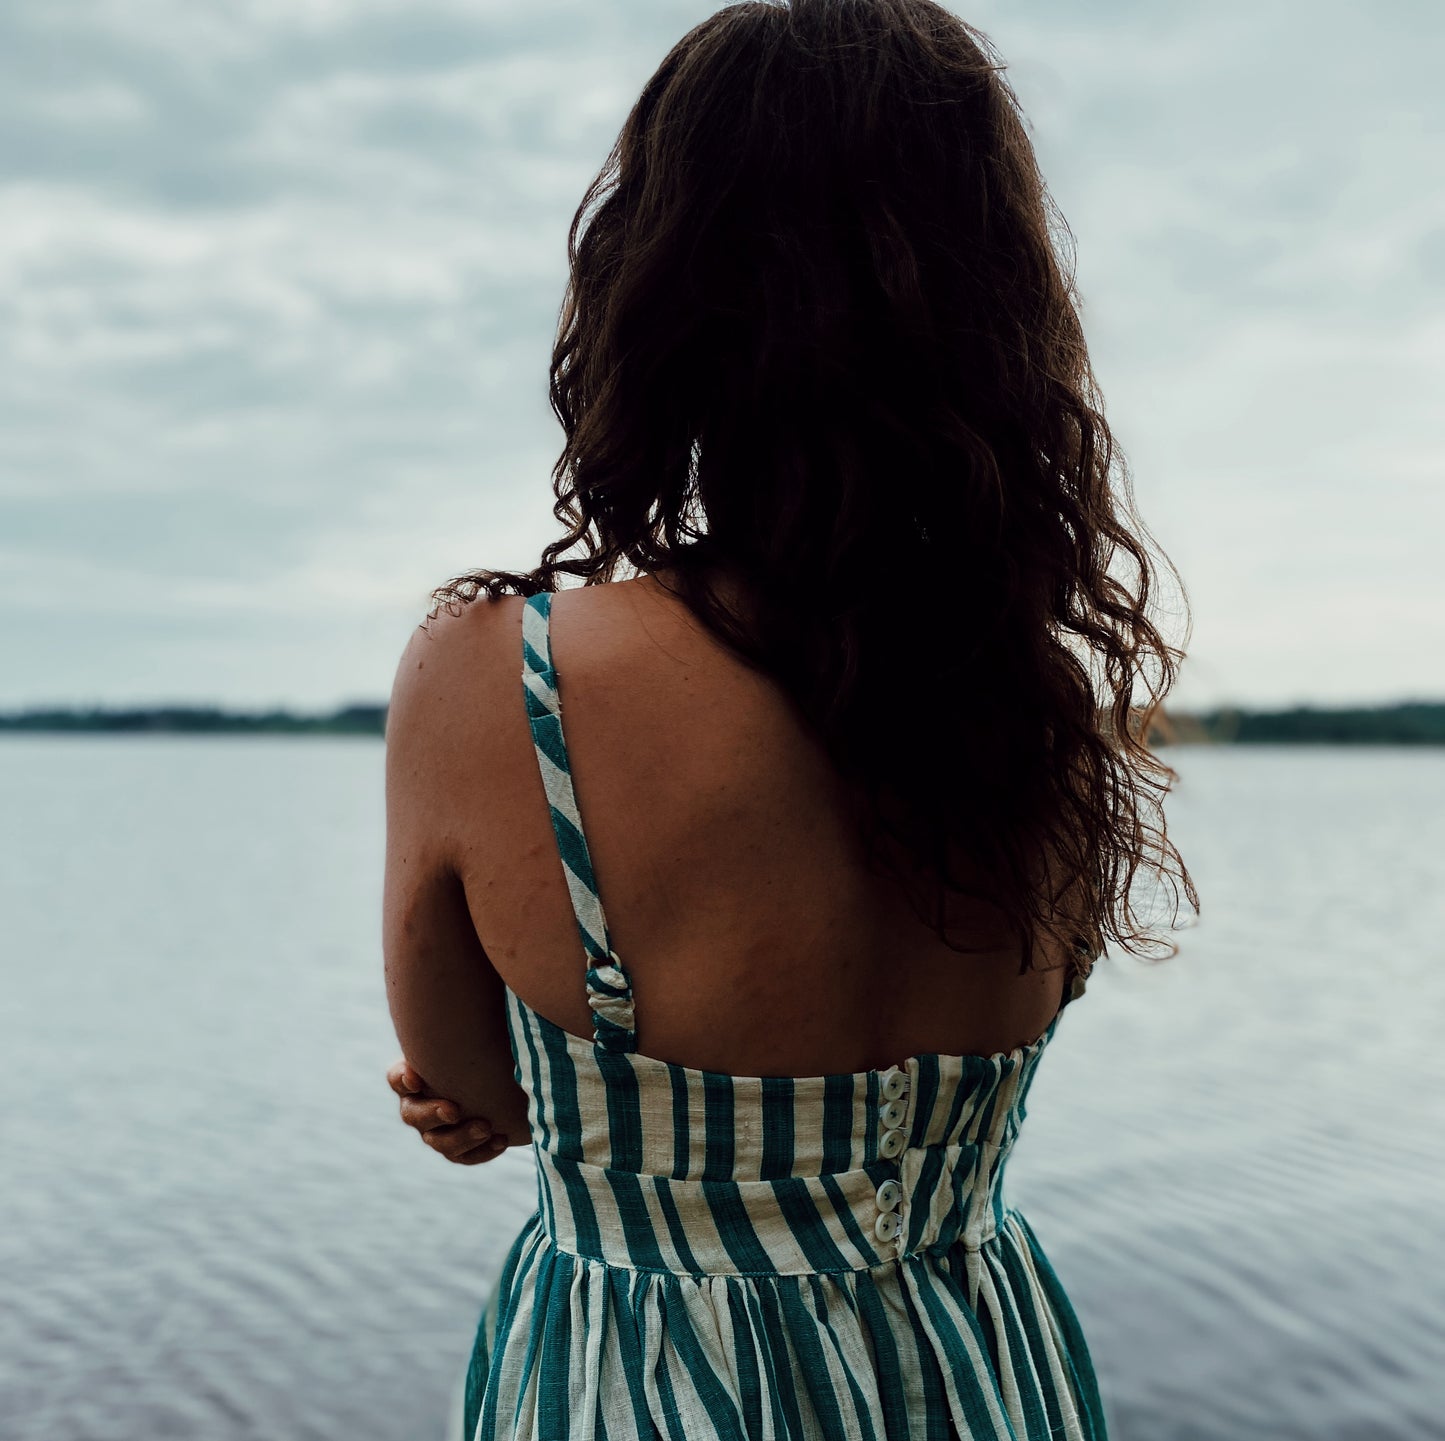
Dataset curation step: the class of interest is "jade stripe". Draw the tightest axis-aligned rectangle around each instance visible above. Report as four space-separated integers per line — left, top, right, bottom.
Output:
651 1176 706 1278
522 687 552 727
475 1236 534 1441
983 1254 1052 1435
646 1318 690 1441
773 1177 853 1273
911 1054 941 1143
607 1268 655 1435
819 1072 855 1172
669 1067 692 1179
607 1169 669 1272
536 1253 573 1438
515 996 551 1154
739 1282 794 1437
909 1295 956 1441
752 1282 809 1437
724 1283 766 1434
996 1239 1069 1437
464 1219 534 1441
534 1010 578 1157
507 1246 559 1435
908 1261 1007 1439
760 1075 795 1178
805 1272 881 1441
850 1268 913 1432
705 1183 778 1275
1012 1213 1108 1436
775 1280 853 1436
701 1071 736 1180
939 1059 974 1139
818 1170 878 1262
549 1155 604 1263
545 798 595 892
530 712 569 775
535 1144 556 1239
658 1280 748 1439
970 1075 1006 1147
905 1144 947 1252
599 1049 644 1173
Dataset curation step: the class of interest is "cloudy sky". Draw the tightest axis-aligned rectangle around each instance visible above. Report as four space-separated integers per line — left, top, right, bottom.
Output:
2 0 1440 711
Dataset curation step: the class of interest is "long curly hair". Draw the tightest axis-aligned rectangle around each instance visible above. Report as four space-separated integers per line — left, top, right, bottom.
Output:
430 0 1198 977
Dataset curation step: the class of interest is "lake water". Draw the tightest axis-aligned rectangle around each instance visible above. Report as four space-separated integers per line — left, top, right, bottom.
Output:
2 739 1442 1440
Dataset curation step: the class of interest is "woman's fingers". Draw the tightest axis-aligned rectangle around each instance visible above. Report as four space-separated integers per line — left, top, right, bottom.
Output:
401 1095 472 1132
450 1137 510 1166
422 1122 508 1163
386 1057 509 1164
386 1058 425 1098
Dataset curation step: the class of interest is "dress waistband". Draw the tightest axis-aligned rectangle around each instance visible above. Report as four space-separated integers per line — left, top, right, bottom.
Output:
531 1138 1012 1278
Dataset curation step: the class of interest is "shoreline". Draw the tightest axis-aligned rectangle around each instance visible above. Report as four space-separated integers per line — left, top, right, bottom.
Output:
3 700 1445 744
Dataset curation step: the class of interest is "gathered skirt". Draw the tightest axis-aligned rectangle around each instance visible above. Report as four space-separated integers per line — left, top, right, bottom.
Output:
452 1203 1107 1441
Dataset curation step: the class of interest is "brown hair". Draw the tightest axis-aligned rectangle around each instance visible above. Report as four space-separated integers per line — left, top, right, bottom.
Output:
431 0 1197 977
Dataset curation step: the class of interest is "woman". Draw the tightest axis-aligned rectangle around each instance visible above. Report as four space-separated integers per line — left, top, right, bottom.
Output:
382 1 1195 1437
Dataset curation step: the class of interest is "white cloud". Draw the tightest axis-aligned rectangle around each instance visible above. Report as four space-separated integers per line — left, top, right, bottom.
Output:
1 0 1441 708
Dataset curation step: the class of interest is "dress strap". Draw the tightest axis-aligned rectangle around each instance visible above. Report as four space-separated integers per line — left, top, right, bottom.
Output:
521 591 638 1053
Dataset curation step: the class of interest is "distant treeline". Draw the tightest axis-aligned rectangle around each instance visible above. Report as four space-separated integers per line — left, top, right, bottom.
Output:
0 704 388 735
1150 701 1445 746
2 700 1444 744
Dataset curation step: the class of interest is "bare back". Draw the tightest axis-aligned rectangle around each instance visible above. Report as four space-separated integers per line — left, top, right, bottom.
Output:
445 568 1070 1078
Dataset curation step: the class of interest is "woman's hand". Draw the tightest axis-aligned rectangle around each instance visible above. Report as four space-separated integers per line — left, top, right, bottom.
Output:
386 1058 512 1164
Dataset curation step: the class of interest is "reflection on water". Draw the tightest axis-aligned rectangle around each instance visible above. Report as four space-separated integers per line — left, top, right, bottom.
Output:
2 739 1441 1440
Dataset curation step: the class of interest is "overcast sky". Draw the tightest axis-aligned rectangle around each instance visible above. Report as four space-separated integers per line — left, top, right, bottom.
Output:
2 0 1440 711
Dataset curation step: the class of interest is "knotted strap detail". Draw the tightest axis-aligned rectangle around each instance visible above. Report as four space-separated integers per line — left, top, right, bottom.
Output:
584 950 637 1052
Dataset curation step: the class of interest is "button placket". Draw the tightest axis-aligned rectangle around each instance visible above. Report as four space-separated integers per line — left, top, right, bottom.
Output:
873 1066 912 1246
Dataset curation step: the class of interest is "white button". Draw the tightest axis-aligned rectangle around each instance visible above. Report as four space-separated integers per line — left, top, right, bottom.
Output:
879 1098 907 1130
878 1127 906 1159
880 1070 907 1101
873 1211 902 1242
875 1179 901 1211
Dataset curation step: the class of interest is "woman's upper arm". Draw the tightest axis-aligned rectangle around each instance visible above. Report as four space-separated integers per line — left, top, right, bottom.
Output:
382 616 531 1144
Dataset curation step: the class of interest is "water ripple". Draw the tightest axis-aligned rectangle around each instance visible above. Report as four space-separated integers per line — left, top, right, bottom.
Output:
2 740 1441 1439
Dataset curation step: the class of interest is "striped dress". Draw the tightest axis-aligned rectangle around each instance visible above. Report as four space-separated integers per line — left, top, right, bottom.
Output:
456 590 1108 1440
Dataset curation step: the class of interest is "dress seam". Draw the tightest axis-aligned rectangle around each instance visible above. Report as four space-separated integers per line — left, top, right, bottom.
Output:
531 1225 1007 1278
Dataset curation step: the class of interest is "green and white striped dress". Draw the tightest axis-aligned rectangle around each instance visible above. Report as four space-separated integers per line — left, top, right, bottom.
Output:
457 590 1108 1440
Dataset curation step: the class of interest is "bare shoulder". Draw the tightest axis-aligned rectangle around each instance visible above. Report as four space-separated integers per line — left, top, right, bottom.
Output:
384 592 534 854
386 570 744 797
386 579 673 751
389 593 528 736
